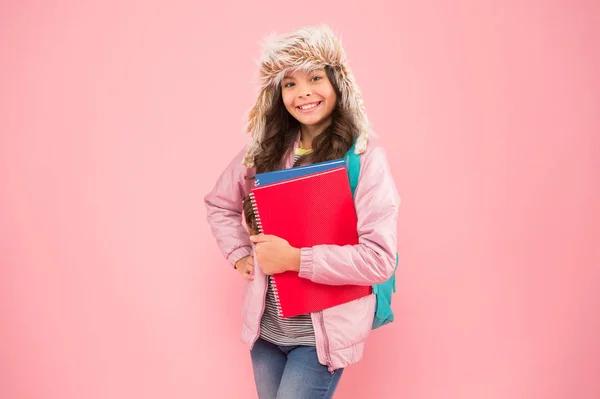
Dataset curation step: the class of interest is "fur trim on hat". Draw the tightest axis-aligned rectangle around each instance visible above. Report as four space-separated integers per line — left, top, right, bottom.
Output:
242 25 372 168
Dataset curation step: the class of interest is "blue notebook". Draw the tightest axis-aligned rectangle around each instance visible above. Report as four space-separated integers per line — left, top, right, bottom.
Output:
254 158 346 186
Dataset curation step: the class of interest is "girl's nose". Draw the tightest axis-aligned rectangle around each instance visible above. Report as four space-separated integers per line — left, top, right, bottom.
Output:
297 83 312 98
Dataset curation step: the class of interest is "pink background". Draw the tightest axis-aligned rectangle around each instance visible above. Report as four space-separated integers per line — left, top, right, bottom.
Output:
1 1 598 398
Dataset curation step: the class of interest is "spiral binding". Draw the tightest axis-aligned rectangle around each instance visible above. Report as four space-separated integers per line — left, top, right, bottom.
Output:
269 275 284 318
249 191 284 318
248 192 263 234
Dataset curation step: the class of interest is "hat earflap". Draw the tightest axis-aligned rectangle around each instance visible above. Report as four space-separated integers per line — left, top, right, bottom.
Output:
243 86 274 168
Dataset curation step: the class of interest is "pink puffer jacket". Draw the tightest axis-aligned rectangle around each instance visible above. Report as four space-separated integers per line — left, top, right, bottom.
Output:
204 133 400 372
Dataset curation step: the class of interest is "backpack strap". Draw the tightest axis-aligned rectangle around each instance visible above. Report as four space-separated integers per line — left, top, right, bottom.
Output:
344 140 361 197
344 138 398 330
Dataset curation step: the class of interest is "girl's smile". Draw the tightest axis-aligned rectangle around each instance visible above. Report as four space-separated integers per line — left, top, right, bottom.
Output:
296 101 323 113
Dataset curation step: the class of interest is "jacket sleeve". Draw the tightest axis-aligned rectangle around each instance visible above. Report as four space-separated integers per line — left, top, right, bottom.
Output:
298 144 400 285
204 145 254 268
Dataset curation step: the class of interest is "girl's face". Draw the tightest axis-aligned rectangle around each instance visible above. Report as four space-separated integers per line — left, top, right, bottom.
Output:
281 68 337 130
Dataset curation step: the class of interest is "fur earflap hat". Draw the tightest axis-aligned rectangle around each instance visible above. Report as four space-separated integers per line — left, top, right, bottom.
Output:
242 25 372 168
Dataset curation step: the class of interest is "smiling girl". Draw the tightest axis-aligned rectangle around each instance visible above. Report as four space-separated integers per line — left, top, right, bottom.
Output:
205 25 400 399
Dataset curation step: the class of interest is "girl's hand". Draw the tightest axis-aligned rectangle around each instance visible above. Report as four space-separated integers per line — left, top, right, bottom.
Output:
235 255 254 281
249 234 300 275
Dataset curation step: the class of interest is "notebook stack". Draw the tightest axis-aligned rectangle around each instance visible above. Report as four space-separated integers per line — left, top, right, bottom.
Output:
249 159 372 318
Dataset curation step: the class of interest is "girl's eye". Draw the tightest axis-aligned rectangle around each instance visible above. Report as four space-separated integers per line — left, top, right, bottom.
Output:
311 76 322 81
284 82 295 88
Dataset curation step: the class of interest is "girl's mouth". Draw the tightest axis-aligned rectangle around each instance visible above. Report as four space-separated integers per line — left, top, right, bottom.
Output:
296 101 322 113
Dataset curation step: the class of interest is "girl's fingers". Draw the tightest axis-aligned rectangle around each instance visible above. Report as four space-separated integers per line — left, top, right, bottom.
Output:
243 266 254 280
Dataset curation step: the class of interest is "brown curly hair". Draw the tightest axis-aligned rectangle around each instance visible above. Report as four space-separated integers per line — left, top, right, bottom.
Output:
252 66 359 174
242 195 259 236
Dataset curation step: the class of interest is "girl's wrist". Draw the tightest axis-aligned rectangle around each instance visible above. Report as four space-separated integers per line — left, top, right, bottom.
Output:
288 247 301 272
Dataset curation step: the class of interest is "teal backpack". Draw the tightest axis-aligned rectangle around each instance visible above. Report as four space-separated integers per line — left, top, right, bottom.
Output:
344 142 398 330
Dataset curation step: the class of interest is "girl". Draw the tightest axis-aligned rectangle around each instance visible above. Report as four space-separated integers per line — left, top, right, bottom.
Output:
205 25 400 399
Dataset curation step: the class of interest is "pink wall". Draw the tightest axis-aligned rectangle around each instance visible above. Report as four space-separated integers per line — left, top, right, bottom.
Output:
1 1 598 398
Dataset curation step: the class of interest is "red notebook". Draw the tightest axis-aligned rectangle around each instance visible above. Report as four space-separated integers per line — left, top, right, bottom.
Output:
249 166 372 318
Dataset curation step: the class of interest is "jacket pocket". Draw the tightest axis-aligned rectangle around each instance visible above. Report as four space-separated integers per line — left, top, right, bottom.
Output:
322 294 376 350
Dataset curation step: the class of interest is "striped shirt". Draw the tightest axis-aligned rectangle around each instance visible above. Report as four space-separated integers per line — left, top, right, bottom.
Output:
259 146 316 346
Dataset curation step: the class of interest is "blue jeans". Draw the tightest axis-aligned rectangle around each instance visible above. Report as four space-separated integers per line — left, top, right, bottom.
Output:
250 337 344 399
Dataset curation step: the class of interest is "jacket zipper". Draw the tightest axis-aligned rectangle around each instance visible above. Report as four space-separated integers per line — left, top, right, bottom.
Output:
249 274 268 348
318 311 335 374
